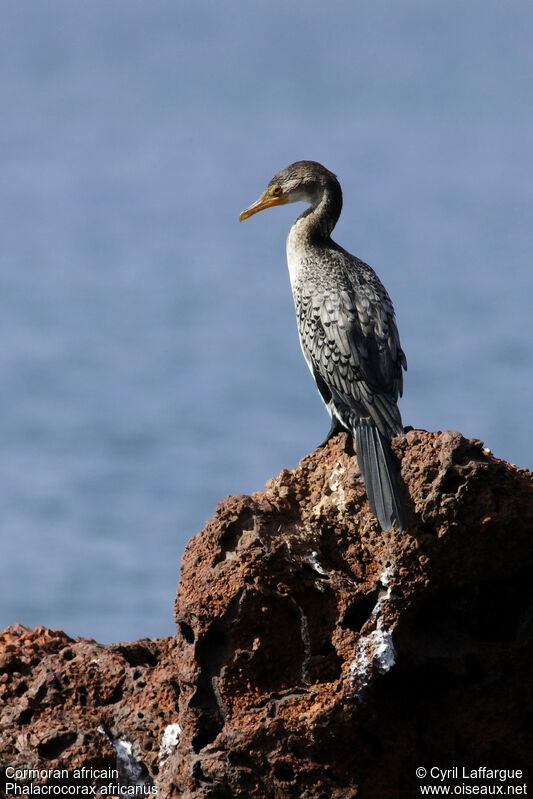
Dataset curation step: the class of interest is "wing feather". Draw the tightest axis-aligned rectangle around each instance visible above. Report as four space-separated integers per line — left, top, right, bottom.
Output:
295 251 405 439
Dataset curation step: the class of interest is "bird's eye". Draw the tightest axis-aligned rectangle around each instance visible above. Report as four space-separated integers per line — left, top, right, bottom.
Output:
273 186 282 196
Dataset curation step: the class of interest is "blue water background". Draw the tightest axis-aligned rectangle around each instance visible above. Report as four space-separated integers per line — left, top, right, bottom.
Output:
1 1 532 642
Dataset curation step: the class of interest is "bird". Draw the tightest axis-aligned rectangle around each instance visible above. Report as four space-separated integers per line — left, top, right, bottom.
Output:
239 160 407 531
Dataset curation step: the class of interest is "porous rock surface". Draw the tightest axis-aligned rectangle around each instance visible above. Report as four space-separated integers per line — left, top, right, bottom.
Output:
0 626 179 795
1 430 532 798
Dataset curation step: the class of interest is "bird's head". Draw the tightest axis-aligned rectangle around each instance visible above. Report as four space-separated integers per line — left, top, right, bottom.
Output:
239 160 338 221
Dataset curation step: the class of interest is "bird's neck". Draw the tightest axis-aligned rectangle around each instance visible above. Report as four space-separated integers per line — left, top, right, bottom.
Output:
294 181 343 244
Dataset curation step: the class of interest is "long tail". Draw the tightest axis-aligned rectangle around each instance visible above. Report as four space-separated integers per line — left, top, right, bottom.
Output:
354 419 406 531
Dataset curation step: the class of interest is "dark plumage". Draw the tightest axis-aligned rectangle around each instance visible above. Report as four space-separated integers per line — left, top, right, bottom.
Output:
239 160 407 530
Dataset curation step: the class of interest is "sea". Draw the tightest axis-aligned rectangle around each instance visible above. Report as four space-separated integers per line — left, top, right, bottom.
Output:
1 0 532 642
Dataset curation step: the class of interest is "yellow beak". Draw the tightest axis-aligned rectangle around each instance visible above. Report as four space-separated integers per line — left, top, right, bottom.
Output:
239 191 288 221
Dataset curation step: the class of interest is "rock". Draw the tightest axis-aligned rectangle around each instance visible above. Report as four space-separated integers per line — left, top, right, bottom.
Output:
1 430 532 798
0 625 180 795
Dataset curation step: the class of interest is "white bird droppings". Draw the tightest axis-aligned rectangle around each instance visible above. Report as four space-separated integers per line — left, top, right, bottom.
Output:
349 566 397 691
159 723 182 764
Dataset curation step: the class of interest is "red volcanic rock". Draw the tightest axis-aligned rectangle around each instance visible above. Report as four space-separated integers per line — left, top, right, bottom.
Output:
0 626 179 796
1 431 532 798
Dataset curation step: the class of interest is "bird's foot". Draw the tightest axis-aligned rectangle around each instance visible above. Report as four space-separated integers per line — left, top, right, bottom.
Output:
316 417 344 448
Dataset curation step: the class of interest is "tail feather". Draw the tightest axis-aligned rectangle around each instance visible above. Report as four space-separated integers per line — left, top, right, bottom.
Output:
355 419 406 531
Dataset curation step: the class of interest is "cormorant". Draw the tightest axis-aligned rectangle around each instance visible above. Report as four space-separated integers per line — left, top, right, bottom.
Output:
239 160 407 531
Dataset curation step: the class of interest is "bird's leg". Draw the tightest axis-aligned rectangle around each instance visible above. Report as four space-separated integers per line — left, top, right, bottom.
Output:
317 416 345 448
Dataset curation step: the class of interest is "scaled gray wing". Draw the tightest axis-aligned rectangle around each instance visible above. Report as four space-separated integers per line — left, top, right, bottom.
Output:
296 262 405 439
